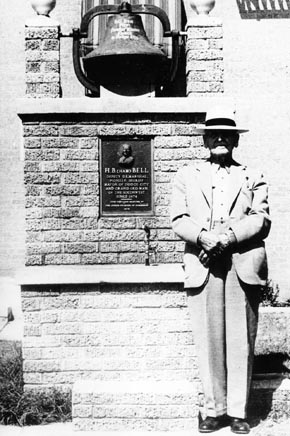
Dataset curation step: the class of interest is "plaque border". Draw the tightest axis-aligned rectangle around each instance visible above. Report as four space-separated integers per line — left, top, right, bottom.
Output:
99 136 154 217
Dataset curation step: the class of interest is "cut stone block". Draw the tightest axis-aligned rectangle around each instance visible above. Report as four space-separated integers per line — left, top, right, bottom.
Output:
255 308 290 355
73 377 290 432
72 380 198 432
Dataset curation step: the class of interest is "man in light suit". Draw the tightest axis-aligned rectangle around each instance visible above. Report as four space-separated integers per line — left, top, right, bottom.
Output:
171 107 270 434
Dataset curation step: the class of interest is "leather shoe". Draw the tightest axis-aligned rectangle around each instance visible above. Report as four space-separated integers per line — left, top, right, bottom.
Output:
199 416 224 433
230 418 250 434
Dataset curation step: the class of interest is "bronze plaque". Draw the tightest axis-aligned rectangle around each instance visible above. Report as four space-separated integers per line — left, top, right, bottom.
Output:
100 138 153 216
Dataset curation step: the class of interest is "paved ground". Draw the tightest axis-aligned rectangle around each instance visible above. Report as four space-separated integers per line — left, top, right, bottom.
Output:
1 419 290 436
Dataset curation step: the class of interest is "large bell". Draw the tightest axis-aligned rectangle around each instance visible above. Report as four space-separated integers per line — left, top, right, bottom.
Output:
82 2 169 93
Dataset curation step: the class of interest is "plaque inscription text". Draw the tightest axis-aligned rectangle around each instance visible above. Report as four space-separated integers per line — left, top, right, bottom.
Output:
100 139 153 215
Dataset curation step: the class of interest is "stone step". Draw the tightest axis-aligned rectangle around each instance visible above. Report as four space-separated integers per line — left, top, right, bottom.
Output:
72 377 290 432
249 377 290 421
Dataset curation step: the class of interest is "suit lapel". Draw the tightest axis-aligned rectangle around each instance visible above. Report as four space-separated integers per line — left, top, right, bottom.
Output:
195 161 212 208
228 164 247 214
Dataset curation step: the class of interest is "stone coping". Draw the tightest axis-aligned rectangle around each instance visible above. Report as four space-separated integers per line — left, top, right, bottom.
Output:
15 265 290 304
16 97 232 117
16 264 184 286
73 378 290 395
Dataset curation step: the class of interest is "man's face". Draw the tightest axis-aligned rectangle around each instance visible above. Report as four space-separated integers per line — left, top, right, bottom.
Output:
203 130 239 159
122 144 132 157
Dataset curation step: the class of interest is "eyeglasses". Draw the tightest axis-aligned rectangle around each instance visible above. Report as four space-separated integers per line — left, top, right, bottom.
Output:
205 131 238 140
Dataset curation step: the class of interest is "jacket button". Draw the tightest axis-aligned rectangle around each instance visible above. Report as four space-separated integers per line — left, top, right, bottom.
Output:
206 217 210 222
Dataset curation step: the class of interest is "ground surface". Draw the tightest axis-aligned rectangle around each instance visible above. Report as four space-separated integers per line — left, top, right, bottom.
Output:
1 419 290 436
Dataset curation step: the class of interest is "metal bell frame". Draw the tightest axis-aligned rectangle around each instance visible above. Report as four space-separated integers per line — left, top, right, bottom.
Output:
72 1 180 95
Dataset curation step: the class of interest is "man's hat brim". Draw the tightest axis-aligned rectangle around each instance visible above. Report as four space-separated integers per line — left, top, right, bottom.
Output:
195 125 249 134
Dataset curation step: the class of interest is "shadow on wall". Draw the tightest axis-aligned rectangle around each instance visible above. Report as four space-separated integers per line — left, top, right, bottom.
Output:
236 0 290 19
253 353 290 376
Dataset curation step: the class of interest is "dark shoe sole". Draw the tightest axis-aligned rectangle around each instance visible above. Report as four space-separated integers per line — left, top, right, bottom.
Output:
199 425 222 433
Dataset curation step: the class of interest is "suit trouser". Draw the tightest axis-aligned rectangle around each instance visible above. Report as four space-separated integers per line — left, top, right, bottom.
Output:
187 255 260 419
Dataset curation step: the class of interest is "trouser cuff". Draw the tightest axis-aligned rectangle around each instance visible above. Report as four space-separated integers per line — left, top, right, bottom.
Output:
227 409 246 419
207 408 227 418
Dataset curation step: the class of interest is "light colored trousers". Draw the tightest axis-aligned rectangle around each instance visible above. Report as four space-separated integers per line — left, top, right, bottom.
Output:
187 252 260 419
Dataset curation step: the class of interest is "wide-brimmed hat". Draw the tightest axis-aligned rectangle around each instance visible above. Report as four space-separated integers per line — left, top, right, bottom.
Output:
195 106 249 134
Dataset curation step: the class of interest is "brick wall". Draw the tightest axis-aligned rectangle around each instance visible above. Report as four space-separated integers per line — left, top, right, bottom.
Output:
21 284 200 391
22 113 207 266
186 18 224 96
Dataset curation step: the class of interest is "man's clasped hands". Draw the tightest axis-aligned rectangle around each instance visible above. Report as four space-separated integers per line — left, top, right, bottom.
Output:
198 230 235 267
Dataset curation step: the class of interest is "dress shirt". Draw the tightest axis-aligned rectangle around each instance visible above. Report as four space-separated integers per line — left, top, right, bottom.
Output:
211 162 231 222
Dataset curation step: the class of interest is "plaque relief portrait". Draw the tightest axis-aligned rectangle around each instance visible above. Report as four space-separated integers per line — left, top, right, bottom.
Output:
118 143 135 168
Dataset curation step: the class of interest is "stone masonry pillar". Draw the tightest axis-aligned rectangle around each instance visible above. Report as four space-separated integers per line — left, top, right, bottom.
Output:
186 17 223 97
25 6 61 99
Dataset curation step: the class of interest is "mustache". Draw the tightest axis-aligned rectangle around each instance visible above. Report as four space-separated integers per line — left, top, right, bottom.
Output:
212 141 229 147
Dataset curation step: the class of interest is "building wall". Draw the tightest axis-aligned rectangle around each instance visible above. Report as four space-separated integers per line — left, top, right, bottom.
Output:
1 1 290 298
0 1 27 278
212 1 290 298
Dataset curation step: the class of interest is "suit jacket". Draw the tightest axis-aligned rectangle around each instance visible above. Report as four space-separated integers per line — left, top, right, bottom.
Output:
171 160 271 288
